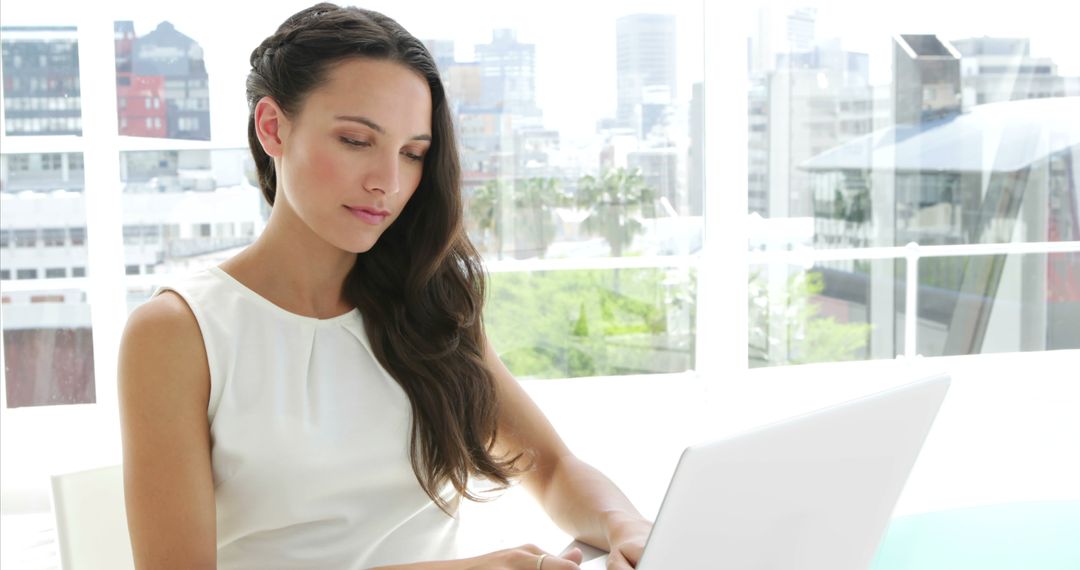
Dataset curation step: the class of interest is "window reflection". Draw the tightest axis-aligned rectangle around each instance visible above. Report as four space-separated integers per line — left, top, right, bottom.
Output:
747 7 1080 365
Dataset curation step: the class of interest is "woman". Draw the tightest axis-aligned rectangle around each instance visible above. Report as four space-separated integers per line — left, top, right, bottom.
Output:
117 3 651 568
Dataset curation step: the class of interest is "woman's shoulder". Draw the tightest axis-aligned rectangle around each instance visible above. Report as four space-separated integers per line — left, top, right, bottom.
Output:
119 289 210 401
130 289 203 339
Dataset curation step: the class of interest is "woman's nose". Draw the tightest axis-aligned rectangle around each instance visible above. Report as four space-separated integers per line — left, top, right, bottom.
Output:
363 151 400 195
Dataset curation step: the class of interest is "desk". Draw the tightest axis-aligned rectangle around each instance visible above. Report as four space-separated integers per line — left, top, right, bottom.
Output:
462 498 1080 568
871 501 1080 570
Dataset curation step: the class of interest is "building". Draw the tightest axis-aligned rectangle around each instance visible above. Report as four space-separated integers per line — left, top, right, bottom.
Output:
628 147 678 217
422 39 456 76
951 37 1075 107
475 29 540 118
749 6 817 75
752 42 878 221
688 82 703 216
615 14 676 137
0 26 82 136
117 21 211 141
114 21 167 138
800 34 1080 358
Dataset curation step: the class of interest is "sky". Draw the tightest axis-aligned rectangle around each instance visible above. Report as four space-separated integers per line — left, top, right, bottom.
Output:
2 0 1077 145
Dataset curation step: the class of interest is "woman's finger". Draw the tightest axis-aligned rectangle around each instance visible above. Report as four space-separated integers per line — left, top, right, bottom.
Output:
606 550 635 570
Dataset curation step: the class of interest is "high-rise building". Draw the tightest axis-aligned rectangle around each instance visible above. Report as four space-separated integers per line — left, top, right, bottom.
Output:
749 6 817 75
0 26 82 136
951 37 1075 107
423 39 456 75
799 35 1080 356
475 29 539 117
615 14 676 136
749 39 877 221
894 34 962 125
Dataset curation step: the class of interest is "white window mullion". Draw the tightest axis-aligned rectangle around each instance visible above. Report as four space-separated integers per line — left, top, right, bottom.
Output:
77 10 126 416
697 1 749 381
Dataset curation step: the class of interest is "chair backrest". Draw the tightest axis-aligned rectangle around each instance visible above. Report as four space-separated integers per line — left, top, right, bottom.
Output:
50 465 135 570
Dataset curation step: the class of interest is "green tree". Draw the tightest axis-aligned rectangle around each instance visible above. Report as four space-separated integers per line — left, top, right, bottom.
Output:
513 177 567 258
576 167 655 257
466 180 503 257
748 269 873 367
486 268 695 378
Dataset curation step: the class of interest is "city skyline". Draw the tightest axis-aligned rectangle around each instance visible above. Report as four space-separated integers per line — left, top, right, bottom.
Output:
5 1 1077 146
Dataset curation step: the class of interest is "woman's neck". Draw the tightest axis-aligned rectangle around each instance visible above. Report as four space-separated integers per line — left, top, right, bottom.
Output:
219 200 358 319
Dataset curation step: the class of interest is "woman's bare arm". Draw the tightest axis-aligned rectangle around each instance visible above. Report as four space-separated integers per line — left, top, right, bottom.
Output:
118 291 217 569
483 336 652 564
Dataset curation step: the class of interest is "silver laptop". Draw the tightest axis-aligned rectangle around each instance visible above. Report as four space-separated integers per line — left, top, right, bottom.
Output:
579 374 951 570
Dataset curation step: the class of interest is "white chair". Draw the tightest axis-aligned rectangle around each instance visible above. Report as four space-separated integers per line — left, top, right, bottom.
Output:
50 465 135 570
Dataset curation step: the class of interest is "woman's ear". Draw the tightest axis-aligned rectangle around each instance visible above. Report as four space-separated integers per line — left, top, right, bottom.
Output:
254 96 287 158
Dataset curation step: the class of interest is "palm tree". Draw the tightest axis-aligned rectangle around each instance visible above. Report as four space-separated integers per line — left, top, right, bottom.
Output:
514 177 568 258
466 180 503 258
576 167 655 257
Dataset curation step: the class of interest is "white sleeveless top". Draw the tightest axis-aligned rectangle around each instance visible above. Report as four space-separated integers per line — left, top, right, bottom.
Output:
153 265 460 569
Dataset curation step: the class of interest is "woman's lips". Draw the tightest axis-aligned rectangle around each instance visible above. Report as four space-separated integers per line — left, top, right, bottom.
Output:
345 206 389 225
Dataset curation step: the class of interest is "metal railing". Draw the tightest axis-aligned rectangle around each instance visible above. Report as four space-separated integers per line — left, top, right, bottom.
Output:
2 240 1078 362
747 240 1080 359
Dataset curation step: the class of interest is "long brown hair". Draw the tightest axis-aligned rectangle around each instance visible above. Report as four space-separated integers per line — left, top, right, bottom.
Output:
245 3 520 512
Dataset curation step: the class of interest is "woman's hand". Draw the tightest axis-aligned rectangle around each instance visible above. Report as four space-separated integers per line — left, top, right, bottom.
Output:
464 545 583 569
371 546 583 570
604 515 653 569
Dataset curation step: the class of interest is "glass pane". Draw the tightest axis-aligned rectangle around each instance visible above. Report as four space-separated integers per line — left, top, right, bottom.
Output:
114 20 211 140
486 267 696 378
748 6 1080 248
0 26 82 136
913 252 1080 356
749 260 900 367
439 9 702 261
1 289 96 408
1 153 91 276
120 148 264 274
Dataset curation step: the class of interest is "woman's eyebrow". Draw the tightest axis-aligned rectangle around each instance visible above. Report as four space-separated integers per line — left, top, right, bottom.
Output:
334 114 431 141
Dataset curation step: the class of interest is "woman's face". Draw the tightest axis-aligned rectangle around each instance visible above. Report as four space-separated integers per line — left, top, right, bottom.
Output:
274 57 433 253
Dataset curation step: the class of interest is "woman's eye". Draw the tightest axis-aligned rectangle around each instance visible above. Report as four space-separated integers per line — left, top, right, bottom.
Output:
340 137 370 148
401 150 424 162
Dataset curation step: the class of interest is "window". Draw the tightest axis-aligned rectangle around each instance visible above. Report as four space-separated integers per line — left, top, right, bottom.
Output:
14 229 37 247
42 228 66 246
0 10 1077 570
0 270 11 280
141 224 161 244
68 227 86 246
16 268 38 279
45 267 66 278
0 230 9 248
747 7 1080 366
9 155 30 171
122 224 141 245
